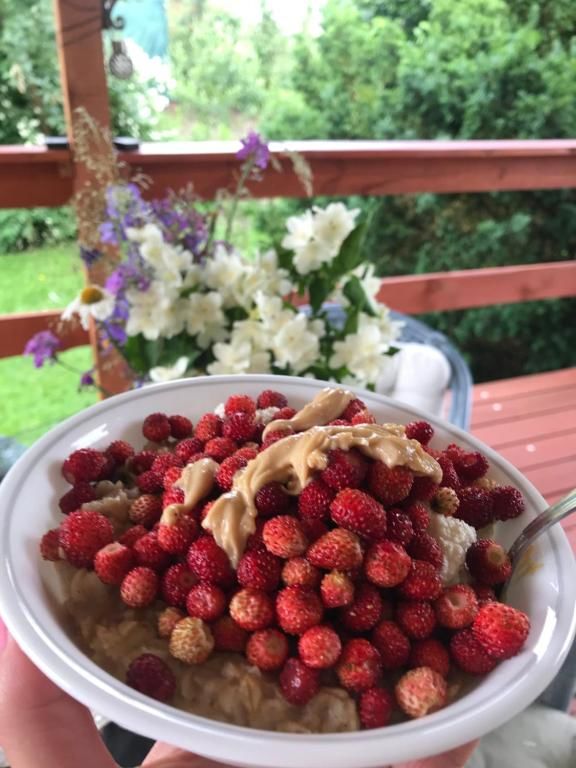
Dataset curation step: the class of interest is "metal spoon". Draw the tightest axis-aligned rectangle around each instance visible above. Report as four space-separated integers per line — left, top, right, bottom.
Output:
508 488 576 569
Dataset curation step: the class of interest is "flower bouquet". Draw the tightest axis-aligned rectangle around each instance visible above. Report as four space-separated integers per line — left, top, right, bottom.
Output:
25 131 400 393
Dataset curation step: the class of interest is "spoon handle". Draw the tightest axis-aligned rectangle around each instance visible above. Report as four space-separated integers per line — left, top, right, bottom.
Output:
508 488 576 566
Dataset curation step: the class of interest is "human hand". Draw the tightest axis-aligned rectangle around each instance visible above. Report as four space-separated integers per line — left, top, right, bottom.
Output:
0 620 477 768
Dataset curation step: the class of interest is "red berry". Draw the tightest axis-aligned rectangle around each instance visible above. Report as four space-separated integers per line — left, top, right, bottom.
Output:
174 437 204 463
263 516 308 558
212 616 248 653
157 517 197 554
224 394 256 416
368 463 413 506
340 583 382 633
273 407 297 421
133 531 171 571
58 510 114 568
151 453 183 476
135 470 164 495
299 518 329 543
406 477 438 504
456 487 494 529
341 398 367 420
161 563 198 607
359 687 394 729
320 571 355 608
216 454 249 491
126 654 176 702
204 436 238 461
364 540 411 588
257 390 288 409
298 625 342 669
371 620 411 670
399 561 442 601
281 557 321 589
336 639 382 692
255 482 290 517
450 628 498 674
279 658 320 706
158 606 185 638
407 532 444 570
395 667 447 718
58 482 97 514
246 628 289 671
237 549 282 592
473 584 497 606
94 542 135 585
168 414 193 439
453 451 489 483
405 502 431 532
121 567 158 607
491 486 525 521
129 494 163 527
405 421 434 445
229 588 274 631
351 409 376 425
129 450 156 474
329 488 387 540
162 466 183 490
223 412 256 442
297 480 334 521
396 601 436 639
142 412 171 443
62 448 107 484
40 529 61 561
386 508 414 546
320 449 368 491
118 525 148 548
187 536 234 586
473 602 530 660
276 585 324 635
435 584 478 629
306 528 363 570
466 539 512 586
105 440 135 466
408 639 450 678
437 456 460 491
194 413 223 442
186 583 226 622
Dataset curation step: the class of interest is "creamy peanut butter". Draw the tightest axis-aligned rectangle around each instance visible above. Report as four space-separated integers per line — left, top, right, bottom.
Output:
160 458 219 525
262 387 355 439
203 423 441 567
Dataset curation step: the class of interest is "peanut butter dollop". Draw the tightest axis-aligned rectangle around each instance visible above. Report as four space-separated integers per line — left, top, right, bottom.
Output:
262 386 355 439
160 458 219 526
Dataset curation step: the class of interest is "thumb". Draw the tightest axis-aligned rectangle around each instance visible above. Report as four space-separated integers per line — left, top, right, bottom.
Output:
0 624 116 768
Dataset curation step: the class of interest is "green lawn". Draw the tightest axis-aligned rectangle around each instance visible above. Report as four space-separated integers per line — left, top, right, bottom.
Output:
0 243 98 448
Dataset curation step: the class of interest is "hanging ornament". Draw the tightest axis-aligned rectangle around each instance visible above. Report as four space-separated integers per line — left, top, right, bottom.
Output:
109 39 134 79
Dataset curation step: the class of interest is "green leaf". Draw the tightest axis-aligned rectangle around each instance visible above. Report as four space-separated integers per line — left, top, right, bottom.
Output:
330 222 366 276
342 275 377 317
122 335 149 376
308 274 331 313
277 246 294 272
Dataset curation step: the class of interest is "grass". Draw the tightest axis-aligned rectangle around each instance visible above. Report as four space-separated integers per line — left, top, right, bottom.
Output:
0 243 98 448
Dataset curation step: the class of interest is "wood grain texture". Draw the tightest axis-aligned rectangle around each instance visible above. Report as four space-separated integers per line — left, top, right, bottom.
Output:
0 310 89 358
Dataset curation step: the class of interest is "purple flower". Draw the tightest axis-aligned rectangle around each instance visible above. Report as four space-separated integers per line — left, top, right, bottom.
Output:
24 331 61 368
79 370 95 388
237 131 270 170
101 183 149 246
99 221 118 245
151 195 208 259
79 246 101 266
105 262 150 296
100 298 129 346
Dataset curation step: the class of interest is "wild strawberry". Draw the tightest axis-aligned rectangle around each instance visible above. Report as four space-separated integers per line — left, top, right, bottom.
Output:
321 449 368 491
157 517 197 554
276 585 324 635
371 620 411 670
223 412 256 442
235 445 259 461
142 412 171 443
94 542 135 585
133 532 171 571
158 606 185 638
40 529 61 561
187 536 234 586
407 532 444 570
58 482 97 514
161 563 198 607
151 453 183 477
129 494 162 527
320 571 354 608
465 540 512 586
121 567 158 607
237 549 282 592
336 639 382 692
212 616 248 653
491 486 525 521
169 617 214 664
184 451 211 466
222 394 255 416
405 420 434 445
185 583 226 622
437 455 460 491
408 638 450 678
62 448 107 484
58 509 114 568
341 398 367 420
298 625 342 669
359 687 394 729
194 413 223 442
105 440 135 466
262 516 308 559
254 482 290 517
473 602 530 660
126 654 176 702
405 502 430 532
306 528 363 570
229 588 274 631
435 584 478 629
129 450 156 474
329 488 387 540
364 541 412 589
450 628 498 674
244 517 266 551
272 406 297 421
256 389 287 409
339 583 382 633
399 561 442 601
395 667 447 718
386 508 414 546
203 437 237 461
168 414 193 439
136 470 164 495
260 428 292 450
329 418 350 426
473 584 497 606
297 480 334 521
162 466 183 491
118 524 148 548
368 463 413 506
347 409 374 425
406 476 438 504
246 628 289 671
300 518 329 543
279 658 320 705
216 454 248 491
474 476 499 491
396 601 436 639
174 437 204 463
453 451 490 484
431 487 459 517
282 557 321 589
456 487 494 529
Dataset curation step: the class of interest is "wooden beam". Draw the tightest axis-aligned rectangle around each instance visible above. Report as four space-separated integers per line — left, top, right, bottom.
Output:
0 148 72 208
0 310 89 359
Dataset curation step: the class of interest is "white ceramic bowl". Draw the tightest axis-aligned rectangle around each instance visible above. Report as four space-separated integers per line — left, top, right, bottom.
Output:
0 375 574 768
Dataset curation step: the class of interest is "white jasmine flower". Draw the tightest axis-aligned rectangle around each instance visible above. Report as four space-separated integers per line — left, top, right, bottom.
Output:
292 239 334 275
62 285 115 330
149 356 189 383
125 281 176 340
207 339 271 376
242 250 294 298
330 313 396 387
312 203 360 253
271 313 322 373
281 210 315 251
254 293 296 334
184 292 227 347
203 245 250 308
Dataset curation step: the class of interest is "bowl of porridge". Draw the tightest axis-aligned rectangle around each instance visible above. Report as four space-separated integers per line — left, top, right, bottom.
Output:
0 374 574 768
